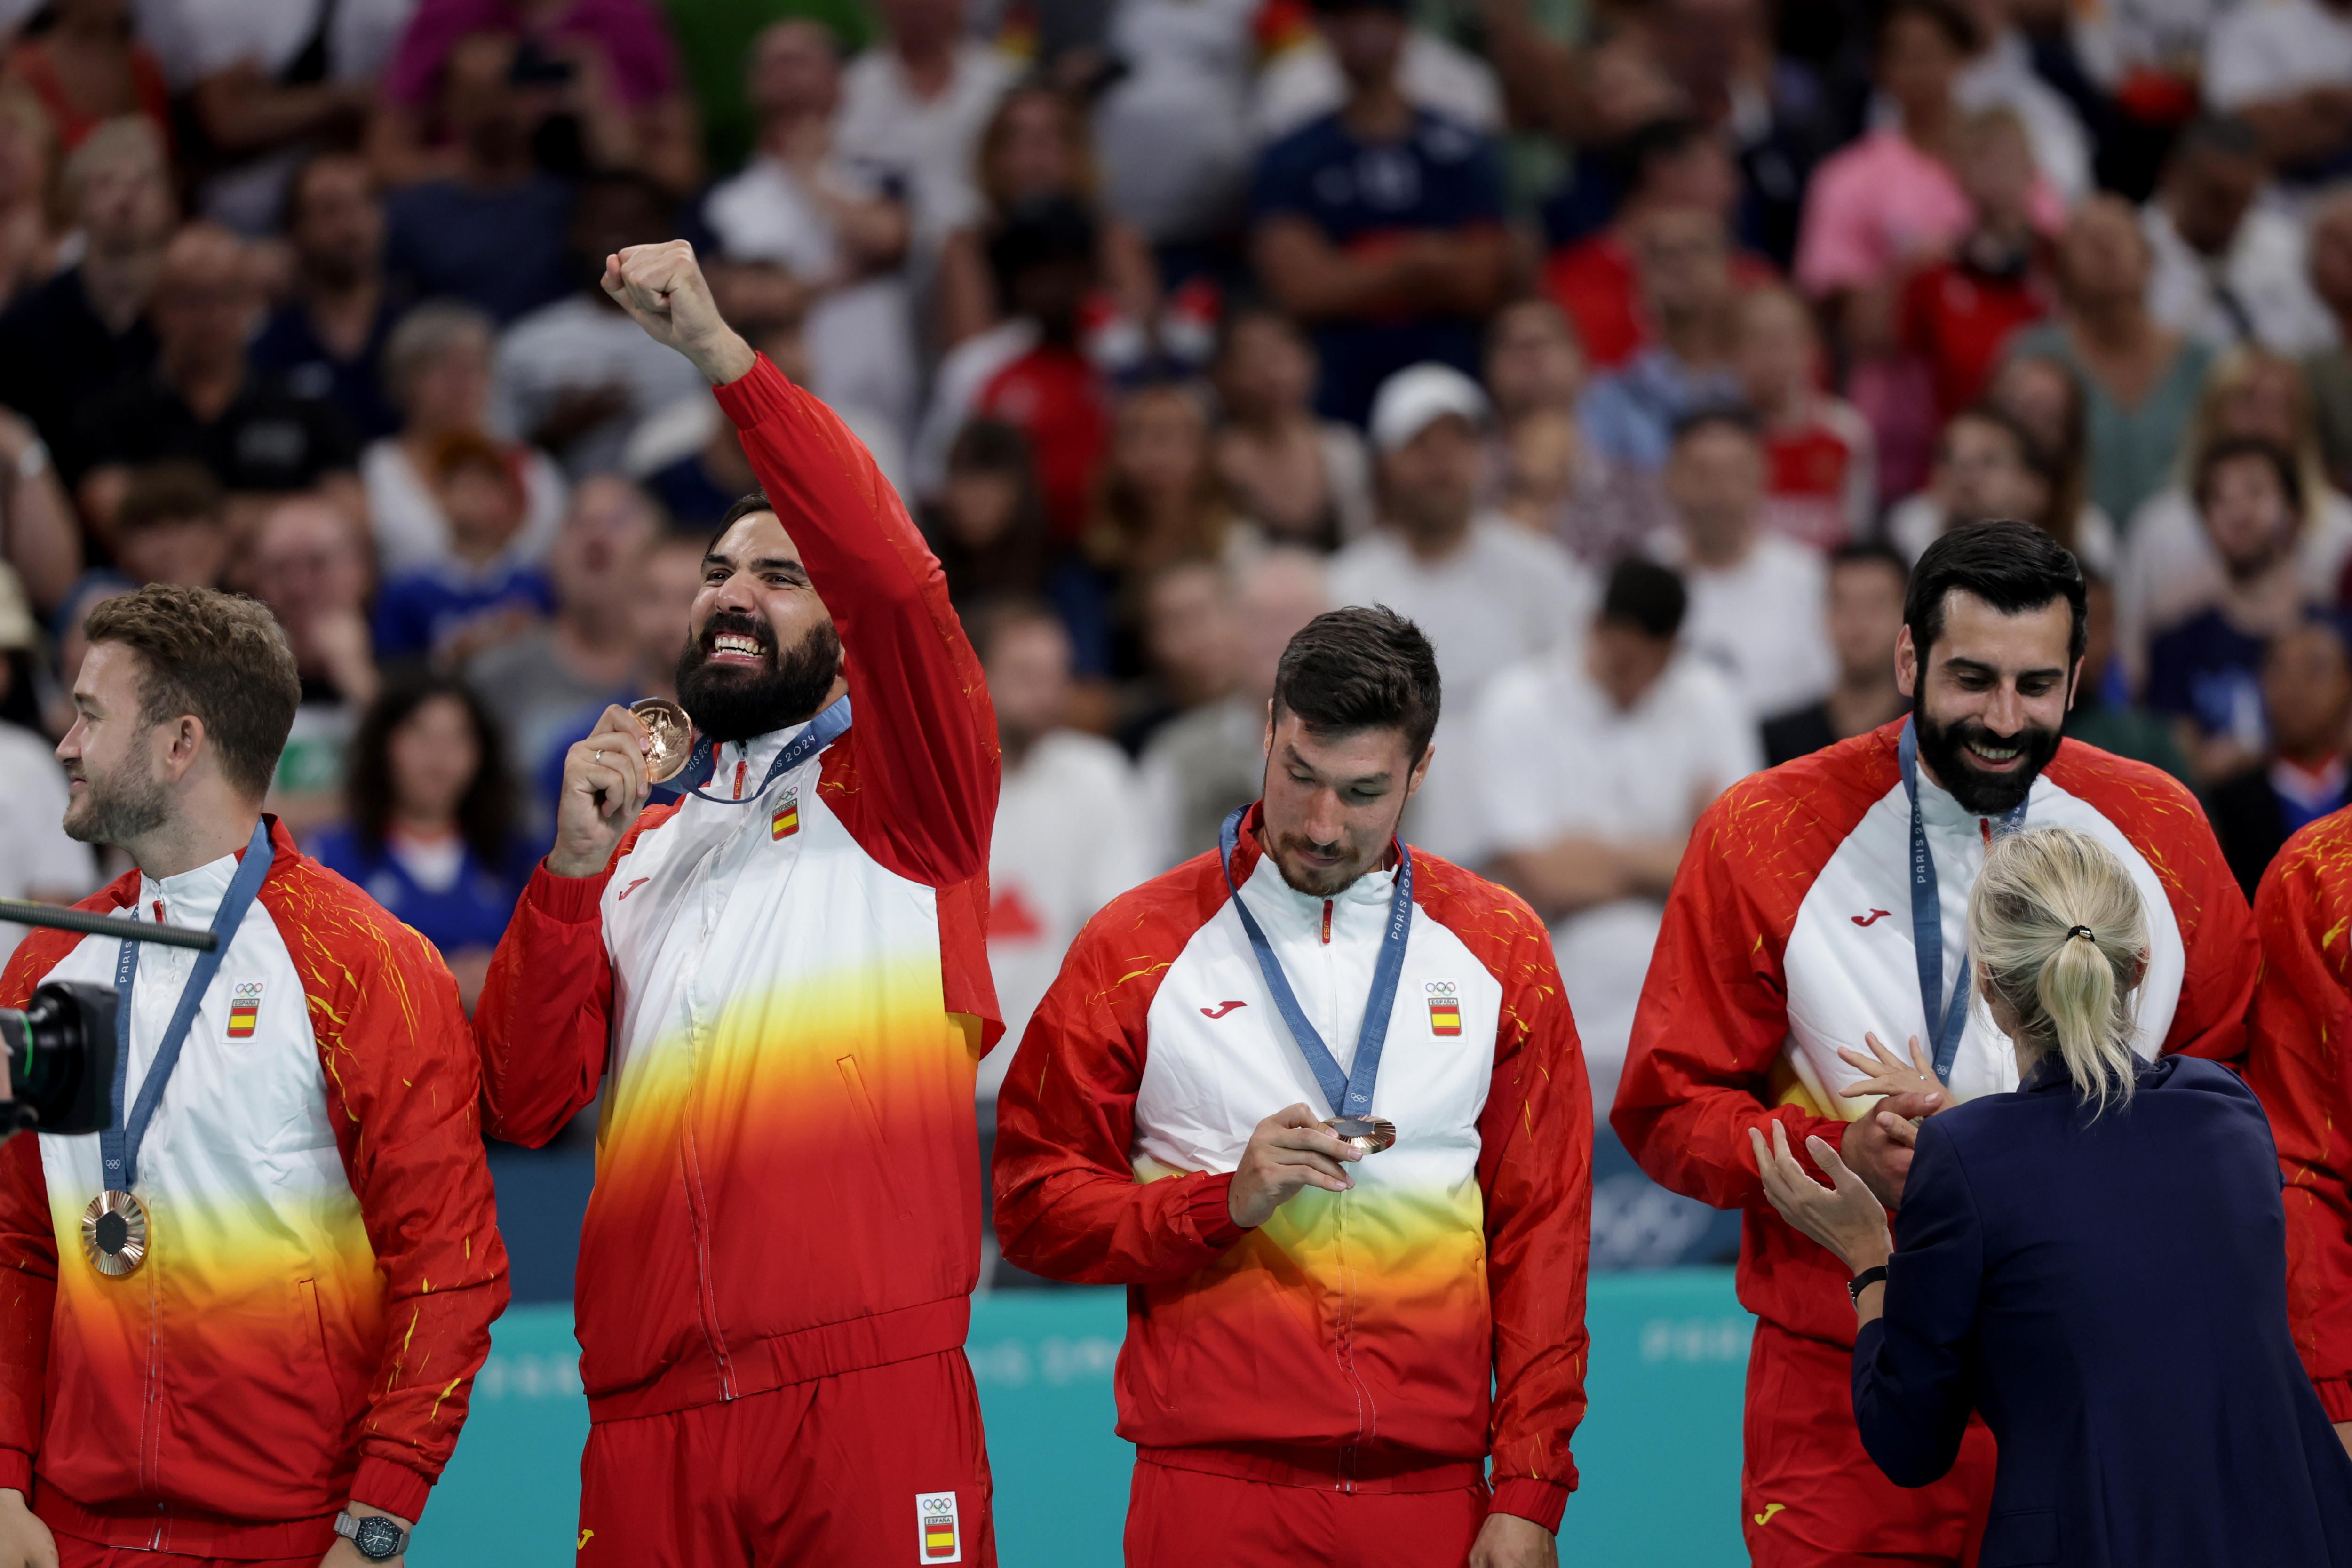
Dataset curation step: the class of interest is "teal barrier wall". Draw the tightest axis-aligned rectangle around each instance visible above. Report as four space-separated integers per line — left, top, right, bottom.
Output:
418 1269 1752 1566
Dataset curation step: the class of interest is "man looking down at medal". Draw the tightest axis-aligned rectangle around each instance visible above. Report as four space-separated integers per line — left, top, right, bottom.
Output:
1612 520 2259 1568
993 607 1590 1568
471 240 1002 1565
0 584 509 1568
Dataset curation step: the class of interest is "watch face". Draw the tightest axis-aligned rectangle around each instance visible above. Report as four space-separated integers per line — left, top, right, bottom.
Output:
354 1516 405 1560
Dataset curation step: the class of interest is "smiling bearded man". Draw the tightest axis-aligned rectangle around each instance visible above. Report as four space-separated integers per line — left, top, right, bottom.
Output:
1612 519 2259 1568
469 240 1003 1566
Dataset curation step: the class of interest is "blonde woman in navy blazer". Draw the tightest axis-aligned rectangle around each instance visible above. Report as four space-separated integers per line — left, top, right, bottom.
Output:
1755 825 2352 1568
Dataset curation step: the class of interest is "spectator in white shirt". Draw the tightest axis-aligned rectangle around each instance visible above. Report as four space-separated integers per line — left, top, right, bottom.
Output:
0 563 95 961
492 169 711 480
2205 0 2352 178
833 0 1014 255
701 20 918 439
2143 116 2335 356
1328 362 1593 864
974 598 1154 1099
366 301 566 578
1138 545 1328 869
1475 556 1759 1108
1655 405 1836 718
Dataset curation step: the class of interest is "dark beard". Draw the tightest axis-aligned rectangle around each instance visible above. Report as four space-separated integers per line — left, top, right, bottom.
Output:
62 763 169 849
1914 707 2061 816
675 611 842 743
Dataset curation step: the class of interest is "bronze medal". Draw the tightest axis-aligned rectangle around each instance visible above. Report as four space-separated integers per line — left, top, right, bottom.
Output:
629 698 695 785
81 1190 150 1277
1322 1116 1397 1154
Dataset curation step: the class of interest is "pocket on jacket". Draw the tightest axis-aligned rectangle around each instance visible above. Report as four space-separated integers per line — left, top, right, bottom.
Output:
837 1054 913 1218
1980 1509 2059 1567
299 1279 361 1427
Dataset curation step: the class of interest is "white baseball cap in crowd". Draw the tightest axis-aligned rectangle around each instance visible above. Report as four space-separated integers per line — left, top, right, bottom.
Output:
1367 363 1492 454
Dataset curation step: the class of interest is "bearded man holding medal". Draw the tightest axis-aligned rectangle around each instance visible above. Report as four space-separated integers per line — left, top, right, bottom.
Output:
1611 520 2259 1568
0 585 509 1568
470 241 1003 1566
993 607 1591 1568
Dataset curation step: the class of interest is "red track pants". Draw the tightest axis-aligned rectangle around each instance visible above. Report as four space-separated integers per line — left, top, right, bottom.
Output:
1742 1319 1995 1567
1125 1457 1491 1567
576 1348 995 1568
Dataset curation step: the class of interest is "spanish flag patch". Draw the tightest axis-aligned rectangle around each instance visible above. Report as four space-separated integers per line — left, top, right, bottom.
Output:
915 1491 962 1562
1426 980 1461 1037
228 980 263 1038
772 788 799 841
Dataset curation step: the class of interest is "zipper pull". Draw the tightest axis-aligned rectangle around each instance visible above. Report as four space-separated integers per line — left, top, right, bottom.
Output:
152 899 165 924
1321 900 1333 945
1980 817 1993 845
732 757 747 800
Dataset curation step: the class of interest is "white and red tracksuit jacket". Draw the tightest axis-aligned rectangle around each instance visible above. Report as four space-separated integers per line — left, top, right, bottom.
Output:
0 820 509 1556
2247 805 2352 1420
993 807 1592 1529
472 355 1001 1421
1615 722 2258 1349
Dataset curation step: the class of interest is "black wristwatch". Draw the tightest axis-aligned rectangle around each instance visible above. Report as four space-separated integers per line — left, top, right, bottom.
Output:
1848 1265 1889 1306
334 1511 408 1561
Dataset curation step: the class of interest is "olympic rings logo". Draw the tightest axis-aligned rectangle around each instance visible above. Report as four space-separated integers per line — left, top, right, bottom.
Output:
1425 980 1458 996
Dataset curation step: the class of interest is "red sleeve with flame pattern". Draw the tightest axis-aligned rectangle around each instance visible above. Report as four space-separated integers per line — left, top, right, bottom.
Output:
991 868 1246 1284
1612 778 1852 1208
2247 809 2352 1420
473 805 674 1147
1425 862 1592 1532
2047 743 2257 1064
0 882 135 1492
268 852 511 1520
713 354 999 890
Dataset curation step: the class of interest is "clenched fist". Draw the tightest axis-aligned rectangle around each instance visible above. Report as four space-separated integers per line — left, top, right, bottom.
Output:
601 241 757 387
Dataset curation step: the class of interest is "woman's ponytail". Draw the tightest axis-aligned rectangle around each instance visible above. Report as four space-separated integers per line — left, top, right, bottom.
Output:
1966 828 2147 1113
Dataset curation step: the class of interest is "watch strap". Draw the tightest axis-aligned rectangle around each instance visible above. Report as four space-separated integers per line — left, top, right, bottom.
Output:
1848 1264 1890 1305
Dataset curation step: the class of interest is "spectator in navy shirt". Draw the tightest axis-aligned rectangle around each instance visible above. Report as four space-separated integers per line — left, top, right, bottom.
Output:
311 675 535 1013
250 151 406 442
71 223 360 504
371 429 555 666
2147 436 2317 787
382 32 576 326
1248 0 1508 427
2206 618 2352 898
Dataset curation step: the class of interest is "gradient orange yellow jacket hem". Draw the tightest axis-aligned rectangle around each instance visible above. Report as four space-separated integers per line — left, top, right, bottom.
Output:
992 810 1591 1532
2246 805 2352 1423
472 353 1003 1421
0 819 510 1558
1612 724 2259 1350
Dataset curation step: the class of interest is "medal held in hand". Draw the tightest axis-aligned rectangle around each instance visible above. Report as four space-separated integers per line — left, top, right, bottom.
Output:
1218 807 1414 1154
1322 1116 1398 1154
87 819 274 1279
629 698 695 785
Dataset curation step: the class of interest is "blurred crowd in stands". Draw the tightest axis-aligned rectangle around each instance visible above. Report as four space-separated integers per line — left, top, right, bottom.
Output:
1 0 2351 1130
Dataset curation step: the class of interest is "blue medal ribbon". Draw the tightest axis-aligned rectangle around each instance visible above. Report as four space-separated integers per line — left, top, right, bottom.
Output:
104 818 275 1193
1216 806 1412 1119
680 697 852 805
1898 719 2030 1082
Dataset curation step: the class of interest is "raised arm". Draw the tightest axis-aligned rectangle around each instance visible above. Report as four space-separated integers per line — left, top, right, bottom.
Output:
992 905 1248 1285
1476 918 1593 1534
604 240 997 886
290 889 511 1523
1612 796 1850 1208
